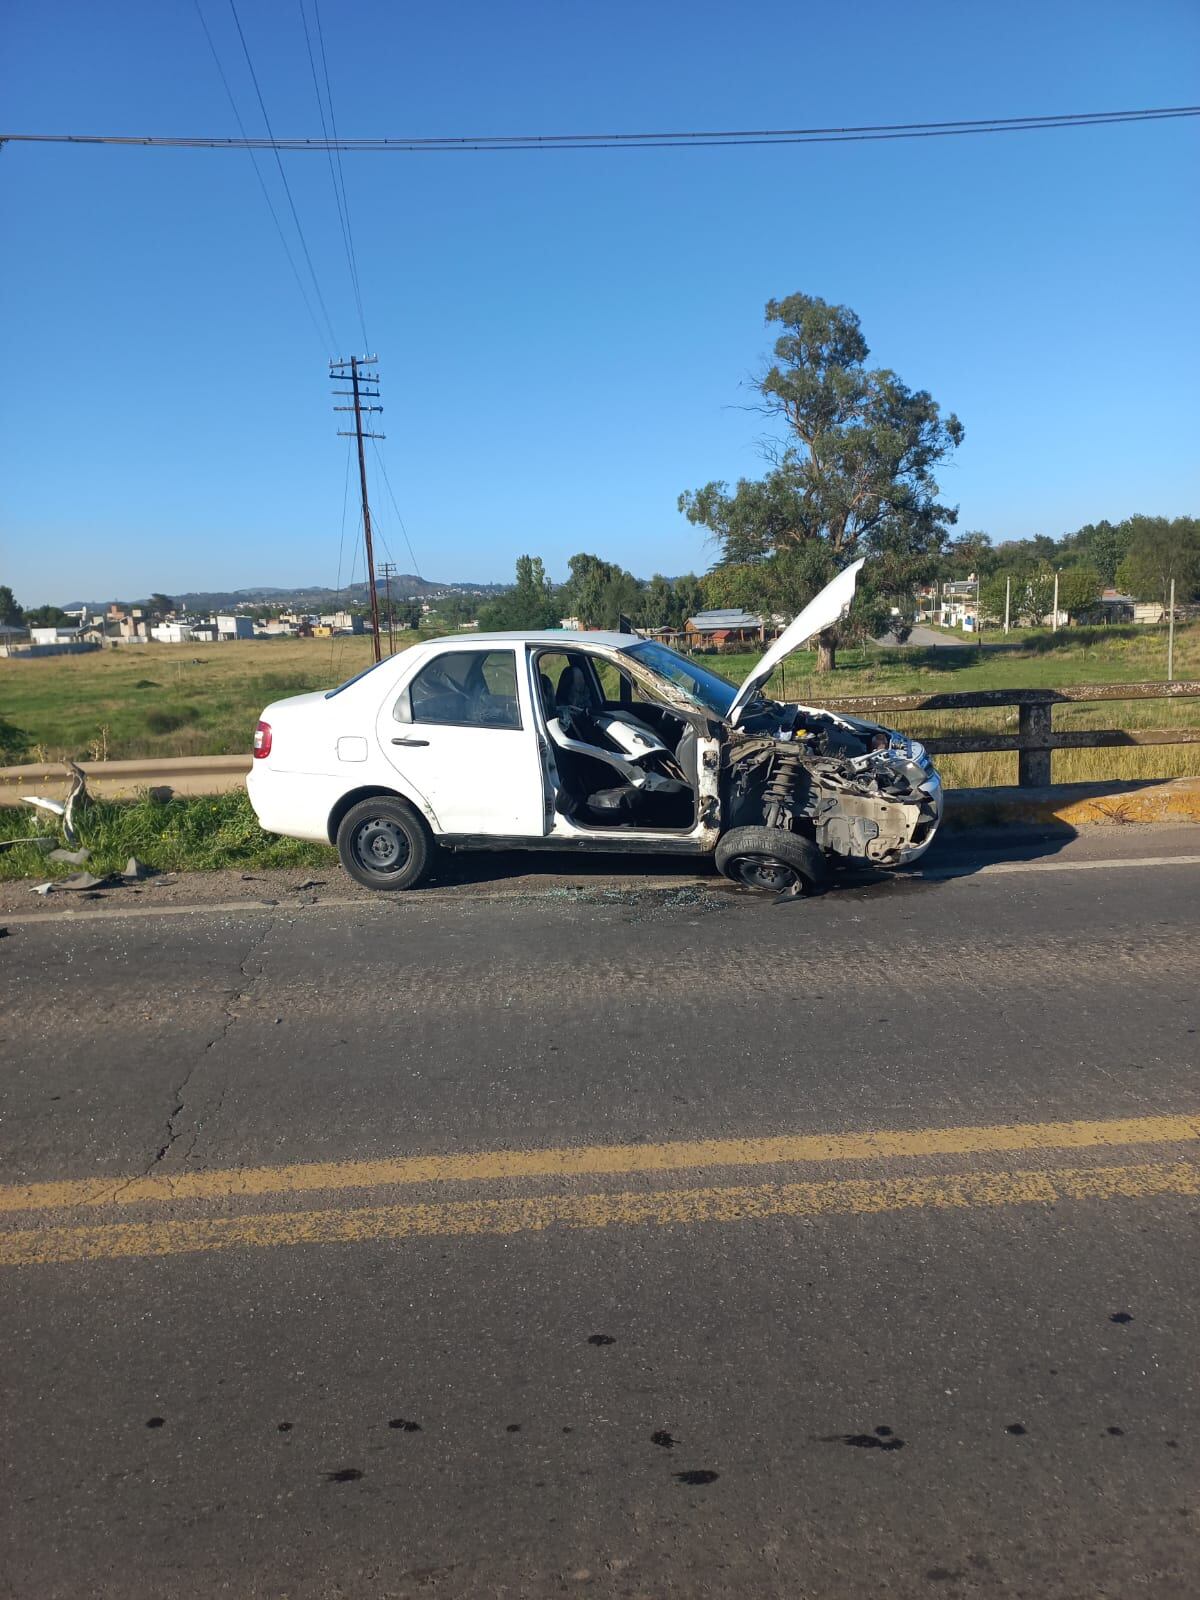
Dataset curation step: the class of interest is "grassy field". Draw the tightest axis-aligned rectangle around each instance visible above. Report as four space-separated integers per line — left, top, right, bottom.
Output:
3 622 1198 792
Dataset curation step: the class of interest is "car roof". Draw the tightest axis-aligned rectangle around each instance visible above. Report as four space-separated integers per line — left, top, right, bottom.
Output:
425 630 642 650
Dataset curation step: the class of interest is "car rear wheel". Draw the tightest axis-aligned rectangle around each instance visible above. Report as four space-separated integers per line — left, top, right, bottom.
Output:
715 826 829 897
336 797 435 891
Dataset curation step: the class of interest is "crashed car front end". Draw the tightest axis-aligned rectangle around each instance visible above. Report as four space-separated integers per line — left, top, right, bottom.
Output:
725 706 943 868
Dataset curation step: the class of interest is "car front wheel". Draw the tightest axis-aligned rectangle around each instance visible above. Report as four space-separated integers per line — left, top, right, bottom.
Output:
714 826 829 897
336 797 435 891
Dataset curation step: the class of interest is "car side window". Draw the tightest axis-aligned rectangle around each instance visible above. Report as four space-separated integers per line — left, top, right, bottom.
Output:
400 650 522 729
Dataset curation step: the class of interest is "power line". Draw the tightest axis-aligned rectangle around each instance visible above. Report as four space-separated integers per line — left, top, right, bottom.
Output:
189 0 329 354
225 0 339 350
4 104 1196 153
369 438 422 579
312 0 369 348
297 0 368 348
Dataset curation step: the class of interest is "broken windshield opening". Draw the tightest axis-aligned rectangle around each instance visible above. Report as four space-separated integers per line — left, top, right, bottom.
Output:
626 641 741 719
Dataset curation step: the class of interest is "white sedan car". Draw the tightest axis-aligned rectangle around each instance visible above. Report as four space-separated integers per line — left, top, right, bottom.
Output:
248 561 942 896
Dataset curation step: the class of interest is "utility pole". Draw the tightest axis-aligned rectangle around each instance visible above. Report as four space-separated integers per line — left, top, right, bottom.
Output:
1004 575 1011 635
1167 576 1176 682
379 561 398 655
331 356 384 663
1052 569 1060 633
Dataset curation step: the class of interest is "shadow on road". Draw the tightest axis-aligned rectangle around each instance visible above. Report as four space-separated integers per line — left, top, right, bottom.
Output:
431 819 1079 899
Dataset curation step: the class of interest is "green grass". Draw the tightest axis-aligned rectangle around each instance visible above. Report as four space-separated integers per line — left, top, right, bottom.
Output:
0 634 395 764
0 790 332 883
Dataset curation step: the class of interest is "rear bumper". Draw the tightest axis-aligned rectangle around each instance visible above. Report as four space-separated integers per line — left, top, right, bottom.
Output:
246 763 340 845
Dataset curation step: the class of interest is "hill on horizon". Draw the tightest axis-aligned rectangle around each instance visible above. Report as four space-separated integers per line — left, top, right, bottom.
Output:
58 577 506 611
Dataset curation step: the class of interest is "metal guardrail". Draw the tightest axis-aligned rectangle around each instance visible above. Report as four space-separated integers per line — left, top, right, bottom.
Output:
822 681 1200 786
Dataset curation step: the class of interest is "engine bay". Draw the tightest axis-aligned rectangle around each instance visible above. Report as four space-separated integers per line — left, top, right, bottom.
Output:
728 707 941 864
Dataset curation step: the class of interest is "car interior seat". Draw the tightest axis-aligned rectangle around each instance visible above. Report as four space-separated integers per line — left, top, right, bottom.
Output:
556 663 593 710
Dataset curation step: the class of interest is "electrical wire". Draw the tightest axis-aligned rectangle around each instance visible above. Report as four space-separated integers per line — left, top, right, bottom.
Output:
298 0 368 349
312 0 369 348
4 104 1196 152
225 0 339 350
190 0 329 354
369 437 423 579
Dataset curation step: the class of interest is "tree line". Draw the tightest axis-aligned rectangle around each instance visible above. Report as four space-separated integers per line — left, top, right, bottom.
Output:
945 517 1200 627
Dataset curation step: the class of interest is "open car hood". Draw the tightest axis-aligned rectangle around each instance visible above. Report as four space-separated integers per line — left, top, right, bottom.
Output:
726 557 866 727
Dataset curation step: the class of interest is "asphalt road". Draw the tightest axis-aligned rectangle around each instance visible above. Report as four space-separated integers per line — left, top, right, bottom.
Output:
1 829 1199 1598
873 625 969 648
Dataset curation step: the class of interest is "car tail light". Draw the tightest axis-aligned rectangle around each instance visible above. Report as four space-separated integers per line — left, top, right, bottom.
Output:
253 720 273 759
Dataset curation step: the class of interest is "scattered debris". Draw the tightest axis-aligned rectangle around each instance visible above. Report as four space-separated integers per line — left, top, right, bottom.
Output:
58 872 105 892
0 927 8 939
20 795 66 820
30 882 54 896
122 856 148 880
48 847 91 866
20 761 92 847
294 879 324 891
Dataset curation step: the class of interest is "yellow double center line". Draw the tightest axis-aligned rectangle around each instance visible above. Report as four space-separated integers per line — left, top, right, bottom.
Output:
2 1113 1198 1268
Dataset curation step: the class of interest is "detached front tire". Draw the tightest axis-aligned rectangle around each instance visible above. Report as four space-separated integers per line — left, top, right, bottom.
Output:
336 796 435 891
715 826 829 897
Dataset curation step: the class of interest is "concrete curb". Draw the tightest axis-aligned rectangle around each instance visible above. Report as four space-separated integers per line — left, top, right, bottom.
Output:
943 778 1200 830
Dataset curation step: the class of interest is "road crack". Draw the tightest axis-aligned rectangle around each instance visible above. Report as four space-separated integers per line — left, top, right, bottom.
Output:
119 917 276 1189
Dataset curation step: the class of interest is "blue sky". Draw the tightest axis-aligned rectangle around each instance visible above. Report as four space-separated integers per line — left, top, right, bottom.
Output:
2 0 1197 603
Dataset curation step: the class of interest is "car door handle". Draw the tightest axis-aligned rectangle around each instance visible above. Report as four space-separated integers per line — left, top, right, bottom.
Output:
391 736 429 747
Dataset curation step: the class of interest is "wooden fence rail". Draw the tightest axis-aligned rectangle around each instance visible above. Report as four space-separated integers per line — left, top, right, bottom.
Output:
821 680 1200 786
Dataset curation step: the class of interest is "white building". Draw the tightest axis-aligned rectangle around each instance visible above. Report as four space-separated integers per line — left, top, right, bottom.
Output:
29 626 85 645
217 615 255 640
151 622 195 644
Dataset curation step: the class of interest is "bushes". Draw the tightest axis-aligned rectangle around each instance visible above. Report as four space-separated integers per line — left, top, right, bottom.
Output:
145 704 201 735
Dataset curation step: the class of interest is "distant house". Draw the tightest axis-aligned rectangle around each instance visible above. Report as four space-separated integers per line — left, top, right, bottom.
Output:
151 622 195 644
683 610 765 650
217 615 254 640
1097 588 1135 623
30 625 84 646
